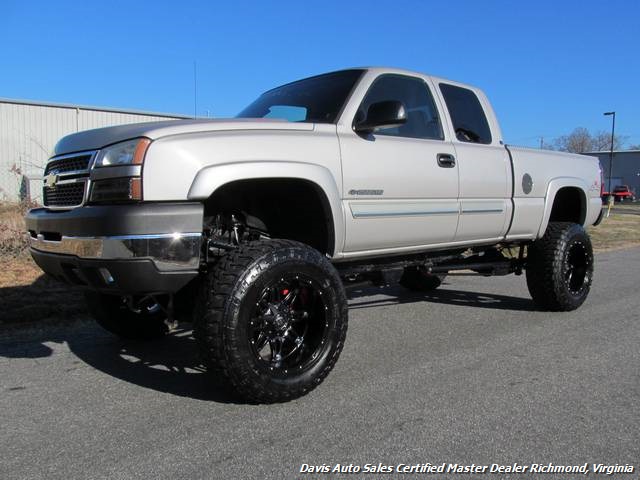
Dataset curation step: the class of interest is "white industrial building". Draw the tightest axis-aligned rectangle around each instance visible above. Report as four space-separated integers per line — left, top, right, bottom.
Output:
0 98 188 202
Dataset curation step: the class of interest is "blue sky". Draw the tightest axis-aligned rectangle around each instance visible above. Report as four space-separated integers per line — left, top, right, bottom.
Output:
1 0 639 147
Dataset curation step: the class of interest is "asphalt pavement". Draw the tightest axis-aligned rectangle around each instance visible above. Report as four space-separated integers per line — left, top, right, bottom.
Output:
1 247 639 479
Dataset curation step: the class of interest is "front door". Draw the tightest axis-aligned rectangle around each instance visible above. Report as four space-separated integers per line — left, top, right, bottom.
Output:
339 74 459 254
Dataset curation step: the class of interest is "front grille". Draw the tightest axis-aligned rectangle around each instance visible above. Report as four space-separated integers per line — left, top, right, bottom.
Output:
43 151 96 209
44 183 86 207
45 155 92 174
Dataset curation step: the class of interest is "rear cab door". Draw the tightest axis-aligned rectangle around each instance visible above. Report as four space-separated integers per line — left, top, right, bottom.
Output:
434 80 512 243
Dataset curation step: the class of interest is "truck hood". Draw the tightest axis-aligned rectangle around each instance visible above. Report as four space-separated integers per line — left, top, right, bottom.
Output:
54 118 315 155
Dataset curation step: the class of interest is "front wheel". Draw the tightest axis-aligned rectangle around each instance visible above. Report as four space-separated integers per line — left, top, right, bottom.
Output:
525 222 594 311
194 240 348 403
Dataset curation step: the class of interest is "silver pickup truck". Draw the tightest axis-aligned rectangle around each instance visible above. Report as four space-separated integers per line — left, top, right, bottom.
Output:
26 67 604 402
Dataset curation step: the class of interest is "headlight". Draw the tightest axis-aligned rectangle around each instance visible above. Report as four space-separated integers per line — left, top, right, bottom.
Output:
94 138 151 167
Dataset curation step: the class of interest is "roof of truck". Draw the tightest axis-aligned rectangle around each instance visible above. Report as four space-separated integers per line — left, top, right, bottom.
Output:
267 67 480 94
358 66 478 90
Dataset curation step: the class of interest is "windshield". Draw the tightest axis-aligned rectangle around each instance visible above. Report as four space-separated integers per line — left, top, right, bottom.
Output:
237 69 364 124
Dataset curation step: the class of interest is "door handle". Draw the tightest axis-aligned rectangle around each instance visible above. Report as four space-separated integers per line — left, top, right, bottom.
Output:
437 153 456 168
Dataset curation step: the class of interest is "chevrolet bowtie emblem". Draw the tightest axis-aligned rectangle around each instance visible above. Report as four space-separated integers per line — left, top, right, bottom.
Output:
44 173 59 188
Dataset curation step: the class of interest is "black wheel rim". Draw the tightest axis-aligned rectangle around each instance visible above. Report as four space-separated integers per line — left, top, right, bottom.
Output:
564 241 590 295
248 274 329 373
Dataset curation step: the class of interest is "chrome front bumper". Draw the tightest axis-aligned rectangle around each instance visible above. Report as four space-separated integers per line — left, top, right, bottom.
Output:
25 203 204 294
29 232 201 271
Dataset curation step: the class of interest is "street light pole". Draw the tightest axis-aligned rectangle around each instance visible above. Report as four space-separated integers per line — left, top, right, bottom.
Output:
604 111 616 195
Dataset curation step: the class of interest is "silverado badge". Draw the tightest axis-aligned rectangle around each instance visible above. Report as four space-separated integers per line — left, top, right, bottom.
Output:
43 173 59 188
348 189 384 196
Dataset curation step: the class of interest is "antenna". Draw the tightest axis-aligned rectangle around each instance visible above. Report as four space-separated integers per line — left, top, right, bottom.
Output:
193 61 197 119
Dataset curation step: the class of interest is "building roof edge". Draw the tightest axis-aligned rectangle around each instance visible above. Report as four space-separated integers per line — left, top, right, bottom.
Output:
0 97 191 119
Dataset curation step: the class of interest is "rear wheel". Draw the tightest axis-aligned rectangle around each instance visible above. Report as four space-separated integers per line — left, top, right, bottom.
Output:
194 239 348 403
85 292 170 340
400 266 446 292
525 222 593 311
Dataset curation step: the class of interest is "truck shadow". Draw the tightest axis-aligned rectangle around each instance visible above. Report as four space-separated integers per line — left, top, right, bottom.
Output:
68 324 246 403
65 285 537 400
1 282 537 402
0 322 239 402
65 328 242 403
0 273 86 324
347 284 539 312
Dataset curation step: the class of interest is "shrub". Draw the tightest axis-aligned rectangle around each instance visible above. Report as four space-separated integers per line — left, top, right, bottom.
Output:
0 202 34 258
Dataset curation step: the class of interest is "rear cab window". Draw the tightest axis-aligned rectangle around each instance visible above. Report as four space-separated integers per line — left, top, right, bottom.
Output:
439 83 492 144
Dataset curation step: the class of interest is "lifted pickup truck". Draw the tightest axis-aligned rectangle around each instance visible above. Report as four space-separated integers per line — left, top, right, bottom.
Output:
27 68 604 402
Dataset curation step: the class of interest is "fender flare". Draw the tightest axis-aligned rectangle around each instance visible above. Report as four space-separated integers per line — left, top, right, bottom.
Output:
187 161 344 256
537 177 589 238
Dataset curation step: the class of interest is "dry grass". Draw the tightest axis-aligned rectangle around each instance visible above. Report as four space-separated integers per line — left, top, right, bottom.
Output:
0 257 43 288
0 202 31 258
1 202 85 324
588 206 640 252
0 258 85 324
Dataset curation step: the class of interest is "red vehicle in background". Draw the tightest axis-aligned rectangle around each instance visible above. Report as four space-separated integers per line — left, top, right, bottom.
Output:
602 185 636 203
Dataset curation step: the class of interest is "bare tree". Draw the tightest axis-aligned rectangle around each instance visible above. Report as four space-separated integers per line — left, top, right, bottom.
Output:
553 127 628 153
591 131 628 151
554 127 593 153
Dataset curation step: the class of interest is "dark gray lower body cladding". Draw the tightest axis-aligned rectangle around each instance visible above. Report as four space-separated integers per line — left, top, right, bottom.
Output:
25 202 204 237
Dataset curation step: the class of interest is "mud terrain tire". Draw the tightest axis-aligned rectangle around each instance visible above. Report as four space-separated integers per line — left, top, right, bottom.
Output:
194 240 348 403
526 222 593 311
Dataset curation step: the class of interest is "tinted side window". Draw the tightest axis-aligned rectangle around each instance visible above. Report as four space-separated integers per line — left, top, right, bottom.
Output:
439 84 492 144
357 75 443 140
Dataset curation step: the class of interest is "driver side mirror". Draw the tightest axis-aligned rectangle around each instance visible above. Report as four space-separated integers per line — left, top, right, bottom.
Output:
354 100 407 134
